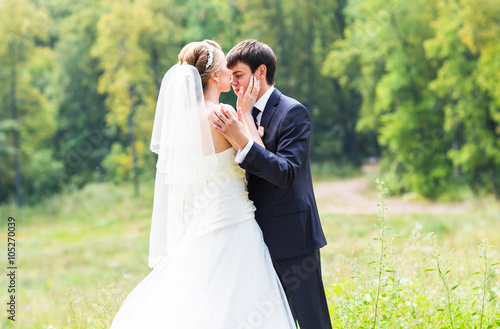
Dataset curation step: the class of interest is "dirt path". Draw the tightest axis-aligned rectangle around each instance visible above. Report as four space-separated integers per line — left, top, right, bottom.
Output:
314 166 472 215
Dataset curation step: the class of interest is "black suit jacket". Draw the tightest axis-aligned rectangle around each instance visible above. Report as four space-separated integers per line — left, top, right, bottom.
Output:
240 88 327 260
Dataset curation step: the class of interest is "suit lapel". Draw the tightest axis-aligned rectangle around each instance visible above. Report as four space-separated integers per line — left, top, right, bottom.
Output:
245 89 280 182
260 88 281 131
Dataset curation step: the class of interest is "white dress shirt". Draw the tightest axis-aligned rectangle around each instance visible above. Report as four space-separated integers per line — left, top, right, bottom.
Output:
235 86 275 163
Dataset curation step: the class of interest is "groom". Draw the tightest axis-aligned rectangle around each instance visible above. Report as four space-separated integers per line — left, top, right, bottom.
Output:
212 40 332 329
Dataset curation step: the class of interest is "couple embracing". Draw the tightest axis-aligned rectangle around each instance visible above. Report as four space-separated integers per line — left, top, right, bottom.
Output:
109 39 332 329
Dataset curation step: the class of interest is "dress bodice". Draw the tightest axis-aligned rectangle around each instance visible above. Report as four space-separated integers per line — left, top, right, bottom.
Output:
194 147 255 232
207 147 246 181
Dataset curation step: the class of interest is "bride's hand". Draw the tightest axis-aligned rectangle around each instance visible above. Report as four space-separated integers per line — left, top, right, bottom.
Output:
211 103 251 150
258 126 264 138
237 76 261 122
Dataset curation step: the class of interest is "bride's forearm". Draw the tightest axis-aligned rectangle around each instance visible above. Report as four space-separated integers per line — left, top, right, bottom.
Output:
251 131 265 149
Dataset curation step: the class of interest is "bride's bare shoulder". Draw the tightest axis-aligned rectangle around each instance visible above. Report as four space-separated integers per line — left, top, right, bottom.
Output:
205 104 234 153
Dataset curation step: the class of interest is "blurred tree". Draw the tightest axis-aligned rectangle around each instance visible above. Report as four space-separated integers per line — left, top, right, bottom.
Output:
232 0 367 163
458 0 500 198
1 0 498 204
325 0 452 198
141 0 183 92
0 0 61 206
92 0 168 196
324 0 499 198
51 1 110 189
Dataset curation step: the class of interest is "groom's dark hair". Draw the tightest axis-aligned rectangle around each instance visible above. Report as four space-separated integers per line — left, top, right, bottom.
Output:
227 40 276 86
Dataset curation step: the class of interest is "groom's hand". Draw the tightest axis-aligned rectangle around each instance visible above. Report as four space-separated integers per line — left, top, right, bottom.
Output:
210 104 250 150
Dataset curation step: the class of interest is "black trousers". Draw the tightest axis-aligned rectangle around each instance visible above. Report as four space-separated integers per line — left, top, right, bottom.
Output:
273 249 332 329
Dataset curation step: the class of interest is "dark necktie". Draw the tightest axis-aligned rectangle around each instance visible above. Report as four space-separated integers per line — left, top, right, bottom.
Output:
251 106 260 129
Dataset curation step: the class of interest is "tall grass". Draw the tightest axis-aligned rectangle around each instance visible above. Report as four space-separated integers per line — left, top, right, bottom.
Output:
323 181 500 328
310 161 361 181
371 179 391 328
0 178 498 328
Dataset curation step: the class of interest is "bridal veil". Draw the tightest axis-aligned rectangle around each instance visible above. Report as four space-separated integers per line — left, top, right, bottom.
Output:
149 63 217 269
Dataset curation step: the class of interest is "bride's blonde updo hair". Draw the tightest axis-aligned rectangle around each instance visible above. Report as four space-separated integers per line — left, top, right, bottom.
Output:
178 40 223 91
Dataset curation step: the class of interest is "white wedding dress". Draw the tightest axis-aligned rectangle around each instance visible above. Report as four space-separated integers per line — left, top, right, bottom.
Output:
110 147 296 329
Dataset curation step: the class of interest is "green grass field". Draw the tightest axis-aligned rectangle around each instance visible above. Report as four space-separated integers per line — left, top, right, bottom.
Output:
0 176 499 328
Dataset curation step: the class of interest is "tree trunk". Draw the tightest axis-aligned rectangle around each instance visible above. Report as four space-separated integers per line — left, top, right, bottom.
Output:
485 99 498 199
228 0 236 48
491 158 499 200
128 87 139 197
10 44 22 207
306 5 315 110
274 0 291 95
151 47 161 94
452 140 460 182
335 0 346 39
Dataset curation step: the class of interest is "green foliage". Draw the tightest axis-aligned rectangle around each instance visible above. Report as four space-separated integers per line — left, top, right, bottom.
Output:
324 0 500 199
1 0 499 204
425 0 500 198
322 181 500 328
102 143 134 183
311 161 361 181
474 239 498 329
0 0 61 205
91 0 159 196
51 0 110 188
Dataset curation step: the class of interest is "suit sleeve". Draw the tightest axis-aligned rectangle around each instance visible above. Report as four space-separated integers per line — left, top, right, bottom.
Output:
239 104 311 188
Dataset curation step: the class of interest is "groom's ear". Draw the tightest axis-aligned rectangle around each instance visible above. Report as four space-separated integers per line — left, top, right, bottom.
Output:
256 64 267 82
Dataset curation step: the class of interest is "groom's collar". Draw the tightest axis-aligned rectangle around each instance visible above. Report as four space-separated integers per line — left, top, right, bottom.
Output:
254 85 275 112
259 88 281 130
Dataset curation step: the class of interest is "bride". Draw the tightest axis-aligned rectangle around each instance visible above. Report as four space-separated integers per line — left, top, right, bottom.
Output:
109 40 296 329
